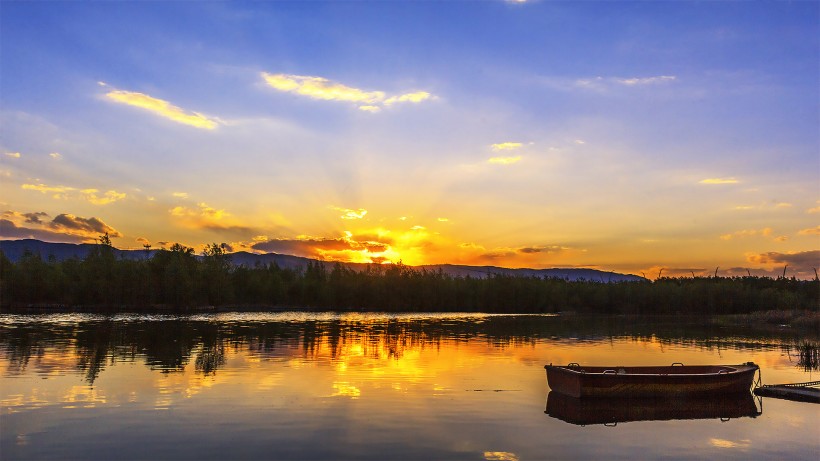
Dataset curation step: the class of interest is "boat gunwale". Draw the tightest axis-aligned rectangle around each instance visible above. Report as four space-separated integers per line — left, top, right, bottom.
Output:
544 364 758 378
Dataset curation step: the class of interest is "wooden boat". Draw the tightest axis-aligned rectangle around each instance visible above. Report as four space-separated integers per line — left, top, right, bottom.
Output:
544 362 759 398
545 390 761 426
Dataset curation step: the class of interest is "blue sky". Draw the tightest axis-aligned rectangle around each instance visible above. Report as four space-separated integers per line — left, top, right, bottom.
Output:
1 1 818 277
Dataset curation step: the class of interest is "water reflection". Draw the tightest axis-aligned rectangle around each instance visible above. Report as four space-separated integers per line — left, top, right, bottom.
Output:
2 313 815 385
545 391 762 426
1 313 819 461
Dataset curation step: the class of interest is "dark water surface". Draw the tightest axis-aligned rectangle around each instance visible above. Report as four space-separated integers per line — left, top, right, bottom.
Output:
1 313 818 460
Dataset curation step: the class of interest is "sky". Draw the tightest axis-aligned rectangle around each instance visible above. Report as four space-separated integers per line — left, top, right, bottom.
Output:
1 1 818 278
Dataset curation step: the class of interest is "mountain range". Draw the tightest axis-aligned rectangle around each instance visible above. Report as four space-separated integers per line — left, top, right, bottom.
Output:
0 239 645 282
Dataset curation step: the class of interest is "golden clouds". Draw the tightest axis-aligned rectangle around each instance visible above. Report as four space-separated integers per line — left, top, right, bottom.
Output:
251 231 394 264
22 183 73 198
699 177 739 184
82 189 127 205
332 207 367 220
487 156 522 165
484 452 519 461
358 105 381 113
105 89 218 130
488 141 526 165
719 228 772 240
262 72 434 112
797 226 820 236
490 142 523 151
262 73 385 103
5 152 21 158
709 438 750 449
21 183 126 204
170 203 229 221
49 152 62 160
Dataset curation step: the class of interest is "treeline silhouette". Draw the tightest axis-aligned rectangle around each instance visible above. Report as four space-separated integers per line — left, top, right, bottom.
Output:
1 237 818 314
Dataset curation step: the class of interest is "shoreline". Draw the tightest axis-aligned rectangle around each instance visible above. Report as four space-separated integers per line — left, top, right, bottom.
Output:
2 305 817 331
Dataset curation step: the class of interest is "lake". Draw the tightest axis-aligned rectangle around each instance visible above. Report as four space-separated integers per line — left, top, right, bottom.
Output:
1 312 818 460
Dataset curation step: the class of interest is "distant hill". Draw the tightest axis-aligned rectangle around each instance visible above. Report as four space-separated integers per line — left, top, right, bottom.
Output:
0 239 645 282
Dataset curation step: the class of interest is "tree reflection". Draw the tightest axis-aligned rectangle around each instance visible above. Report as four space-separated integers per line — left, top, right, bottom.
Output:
1 314 818 383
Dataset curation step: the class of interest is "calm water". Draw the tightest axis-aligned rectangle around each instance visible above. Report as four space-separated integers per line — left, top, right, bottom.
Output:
1 313 818 460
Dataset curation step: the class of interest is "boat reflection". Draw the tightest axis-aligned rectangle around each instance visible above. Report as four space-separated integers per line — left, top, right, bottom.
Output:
545 390 761 426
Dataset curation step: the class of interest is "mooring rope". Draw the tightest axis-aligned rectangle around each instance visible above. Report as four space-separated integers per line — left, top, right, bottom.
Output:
764 380 820 388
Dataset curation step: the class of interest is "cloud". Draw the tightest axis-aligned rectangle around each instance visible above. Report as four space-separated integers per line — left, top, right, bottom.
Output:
571 75 677 92
3 210 48 224
80 189 127 205
172 192 189 199
136 237 151 245
1 210 121 242
0 219 86 243
50 214 121 237
807 201 820 214
170 202 228 220
615 76 677 86
332 206 367 220
383 91 433 105
22 183 75 199
518 246 565 254
261 72 434 111
484 452 519 461
105 89 218 130
250 231 397 263
262 73 385 103
487 156 522 165
21 183 125 205
23 211 49 224
797 226 820 236
5 152 21 158
358 105 381 113
719 228 773 240
491 142 523 151
699 177 739 185
437 217 449 222
252 236 355 255
167 202 256 237
709 438 750 450
49 152 62 160
747 250 820 269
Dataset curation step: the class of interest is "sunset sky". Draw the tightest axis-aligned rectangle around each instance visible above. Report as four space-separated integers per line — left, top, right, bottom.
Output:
1 1 818 278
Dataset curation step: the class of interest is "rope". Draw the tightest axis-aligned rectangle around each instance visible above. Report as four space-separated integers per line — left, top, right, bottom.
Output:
763 380 820 388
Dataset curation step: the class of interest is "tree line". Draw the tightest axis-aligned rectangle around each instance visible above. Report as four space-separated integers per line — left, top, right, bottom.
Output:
1 237 817 314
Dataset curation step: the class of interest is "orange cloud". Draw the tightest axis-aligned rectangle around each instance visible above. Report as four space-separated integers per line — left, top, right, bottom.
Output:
1 210 121 242
719 228 773 240
746 250 820 270
332 207 367 220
